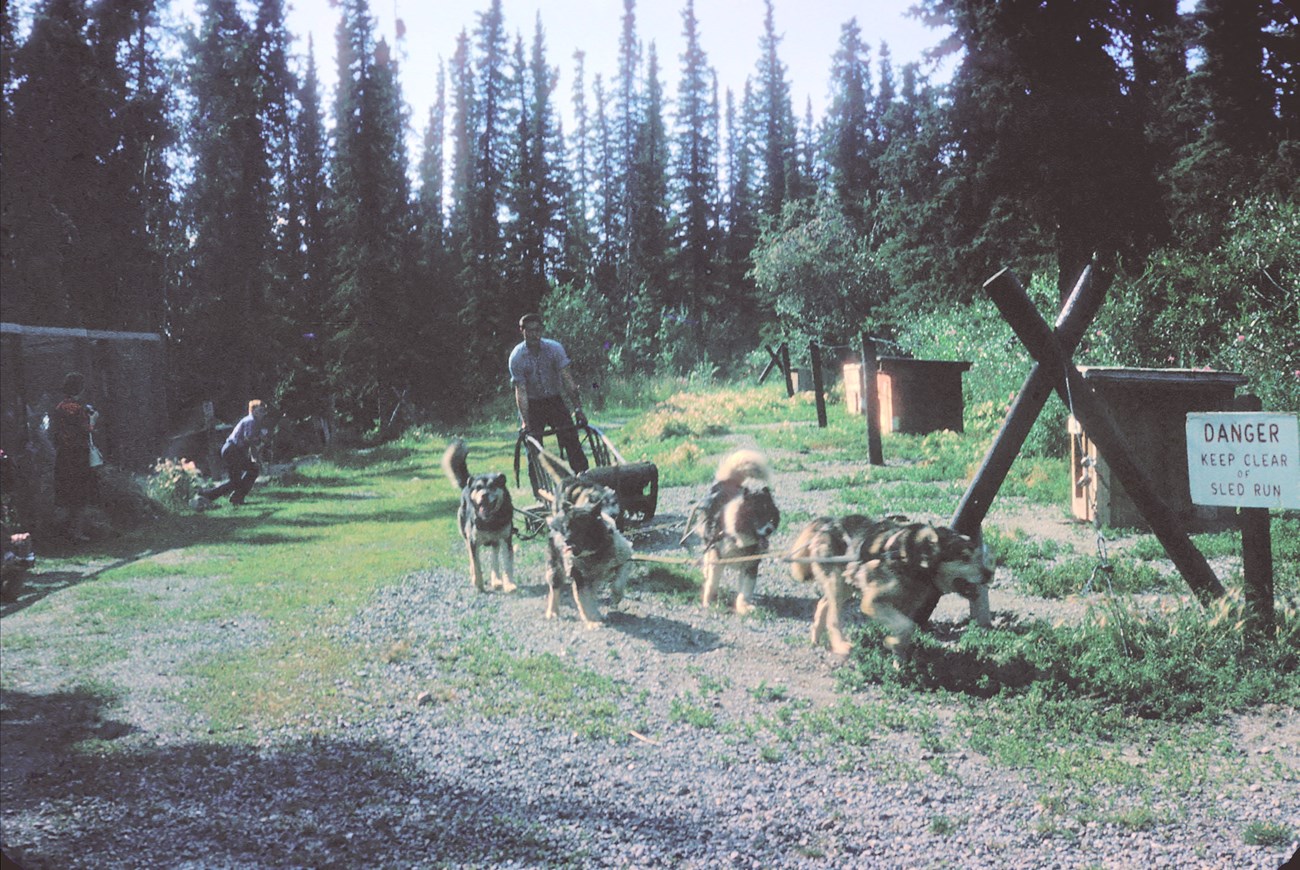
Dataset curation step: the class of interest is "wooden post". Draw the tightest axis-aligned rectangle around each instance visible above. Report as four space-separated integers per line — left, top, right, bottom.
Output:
781 343 794 397
1233 395 1276 641
985 272 1225 605
861 334 884 466
950 266 1099 536
810 343 828 428
1241 508 1275 641
759 345 781 384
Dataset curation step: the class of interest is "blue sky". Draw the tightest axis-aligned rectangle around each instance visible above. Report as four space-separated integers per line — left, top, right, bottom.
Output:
283 0 954 129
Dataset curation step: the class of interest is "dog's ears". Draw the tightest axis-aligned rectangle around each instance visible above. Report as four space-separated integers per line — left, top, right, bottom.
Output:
492 473 508 488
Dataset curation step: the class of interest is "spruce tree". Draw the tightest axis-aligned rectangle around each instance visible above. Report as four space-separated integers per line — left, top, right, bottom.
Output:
752 0 798 220
328 0 417 431
671 0 721 346
2 0 171 331
626 42 671 316
278 38 333 427
823 19 873 229
559 49 595 288
180 0 273 413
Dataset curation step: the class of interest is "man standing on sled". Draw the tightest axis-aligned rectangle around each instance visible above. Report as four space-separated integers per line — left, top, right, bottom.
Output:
509 313 589 473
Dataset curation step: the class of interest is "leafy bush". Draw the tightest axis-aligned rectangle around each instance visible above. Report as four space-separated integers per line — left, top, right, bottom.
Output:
540 281 619 394
750 194 890 352
1087 196 1298 415
146 458 207 510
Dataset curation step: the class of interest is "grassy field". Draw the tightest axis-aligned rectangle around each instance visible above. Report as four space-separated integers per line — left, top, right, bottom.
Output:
3 377 1298 844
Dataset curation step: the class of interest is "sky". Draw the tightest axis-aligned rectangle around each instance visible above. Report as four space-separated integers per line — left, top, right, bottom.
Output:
282 0 955 134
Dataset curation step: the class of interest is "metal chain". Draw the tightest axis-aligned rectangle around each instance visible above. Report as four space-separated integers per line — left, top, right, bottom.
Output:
1066 361 1117 599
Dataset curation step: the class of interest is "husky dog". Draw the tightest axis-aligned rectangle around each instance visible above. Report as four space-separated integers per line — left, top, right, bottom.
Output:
442 439 516 593
530 439 623 522
792 514 993 661
545 499 634 628
789 514 876 655
685 449 780 614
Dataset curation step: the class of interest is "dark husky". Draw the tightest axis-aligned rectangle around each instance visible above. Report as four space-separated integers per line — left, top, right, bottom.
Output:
684 449 780 613
545 498 633 628
442 439 515 593
532 440 633 626
790 514 993 661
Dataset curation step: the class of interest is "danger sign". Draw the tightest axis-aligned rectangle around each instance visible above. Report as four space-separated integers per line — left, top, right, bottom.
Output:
1186 412 1300 509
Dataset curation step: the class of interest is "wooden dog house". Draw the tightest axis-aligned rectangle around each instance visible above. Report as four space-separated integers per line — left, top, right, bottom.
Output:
1070 366 1248 530
844 358 972 435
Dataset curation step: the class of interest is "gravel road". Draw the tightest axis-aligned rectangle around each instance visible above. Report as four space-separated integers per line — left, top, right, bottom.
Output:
2 448 1298 869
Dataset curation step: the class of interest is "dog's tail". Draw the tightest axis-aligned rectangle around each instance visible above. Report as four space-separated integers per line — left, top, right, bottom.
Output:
532 443 575 487
442 438 470 489
714 448 770 487
787 520 821 584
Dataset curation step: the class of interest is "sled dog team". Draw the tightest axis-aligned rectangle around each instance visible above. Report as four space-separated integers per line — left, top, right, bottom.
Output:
443 439 994 661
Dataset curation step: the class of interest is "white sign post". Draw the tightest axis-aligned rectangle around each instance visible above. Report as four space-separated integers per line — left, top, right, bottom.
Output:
1185 412 1300 509
1186 410 1298 644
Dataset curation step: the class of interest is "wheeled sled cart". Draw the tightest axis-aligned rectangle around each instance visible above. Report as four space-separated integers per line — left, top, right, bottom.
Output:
513 422 658 535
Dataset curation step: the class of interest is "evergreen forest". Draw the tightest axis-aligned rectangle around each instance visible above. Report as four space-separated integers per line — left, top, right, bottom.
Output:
2 0 1296 437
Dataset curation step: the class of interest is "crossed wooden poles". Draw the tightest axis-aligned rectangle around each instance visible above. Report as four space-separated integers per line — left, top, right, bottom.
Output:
910 265 1226 628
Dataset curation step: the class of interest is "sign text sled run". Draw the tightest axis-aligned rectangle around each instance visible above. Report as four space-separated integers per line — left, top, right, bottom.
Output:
1186 412 1300 509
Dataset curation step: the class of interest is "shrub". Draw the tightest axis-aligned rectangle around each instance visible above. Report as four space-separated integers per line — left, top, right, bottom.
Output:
146 458 207 510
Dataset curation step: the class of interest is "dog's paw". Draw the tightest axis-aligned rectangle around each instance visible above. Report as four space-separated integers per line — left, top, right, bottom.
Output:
490 576 518 593
734 596 755 615
829 639 853 656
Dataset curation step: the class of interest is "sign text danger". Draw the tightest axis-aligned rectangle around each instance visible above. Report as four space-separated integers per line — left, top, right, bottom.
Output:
1186 413 1300 509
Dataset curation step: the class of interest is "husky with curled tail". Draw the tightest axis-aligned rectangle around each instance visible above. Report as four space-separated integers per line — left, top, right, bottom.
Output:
442 439 516 593
684 449 780 613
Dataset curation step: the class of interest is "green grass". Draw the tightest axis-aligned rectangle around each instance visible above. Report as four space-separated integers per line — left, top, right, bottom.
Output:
669 694 718 729
1242 820 1294 847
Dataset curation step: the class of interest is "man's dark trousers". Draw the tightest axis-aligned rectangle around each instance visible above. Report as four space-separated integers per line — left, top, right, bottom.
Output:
526 396 589 473
202 443 260 503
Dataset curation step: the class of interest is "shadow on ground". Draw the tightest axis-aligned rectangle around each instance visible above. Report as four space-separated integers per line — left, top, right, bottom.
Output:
0 686 711 869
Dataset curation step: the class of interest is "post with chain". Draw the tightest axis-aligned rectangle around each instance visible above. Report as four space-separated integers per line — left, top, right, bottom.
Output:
985 271 1225 605
950 265 1100 537
912 265 1100 630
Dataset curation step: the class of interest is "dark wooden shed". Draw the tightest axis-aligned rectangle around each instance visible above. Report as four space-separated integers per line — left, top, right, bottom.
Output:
1070 366 1248 530
845 358 972 435
1 322 168 472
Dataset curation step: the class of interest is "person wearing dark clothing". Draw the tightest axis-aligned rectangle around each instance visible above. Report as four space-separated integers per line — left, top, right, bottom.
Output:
49 372 95 541
508 313 589 473
200 400 268 506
